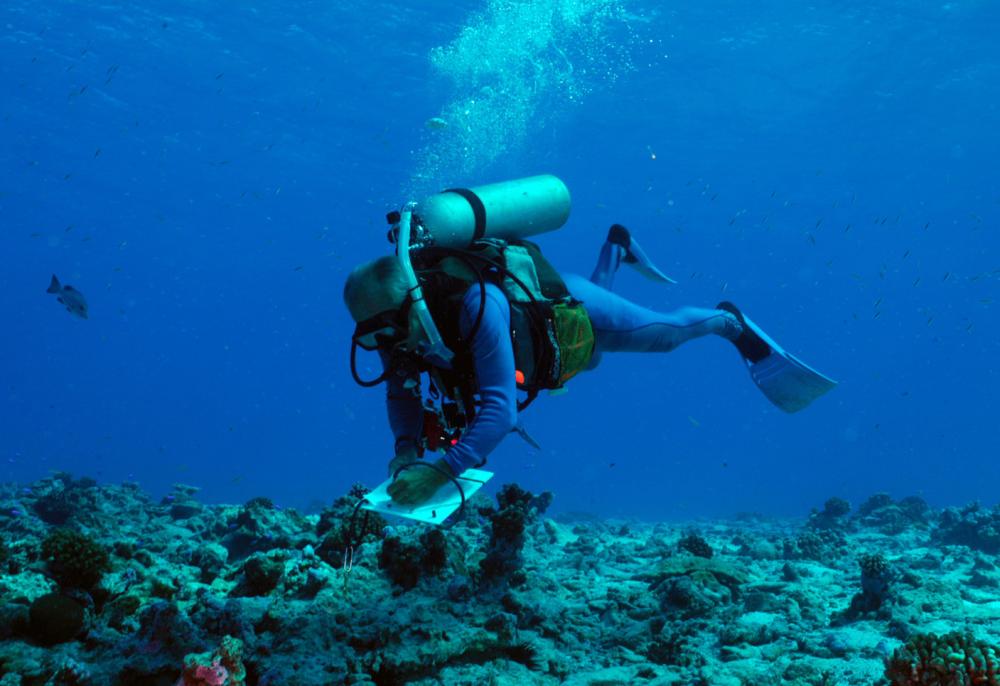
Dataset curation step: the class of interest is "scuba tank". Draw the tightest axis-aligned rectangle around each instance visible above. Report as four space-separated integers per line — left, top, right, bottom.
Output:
388 175 572 367
413 175 571 248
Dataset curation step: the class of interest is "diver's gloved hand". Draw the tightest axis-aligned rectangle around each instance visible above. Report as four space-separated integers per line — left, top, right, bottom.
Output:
387 445 421 477
387 458 453 505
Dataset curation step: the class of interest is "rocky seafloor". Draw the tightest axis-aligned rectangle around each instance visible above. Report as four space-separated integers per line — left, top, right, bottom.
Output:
1 474 999 685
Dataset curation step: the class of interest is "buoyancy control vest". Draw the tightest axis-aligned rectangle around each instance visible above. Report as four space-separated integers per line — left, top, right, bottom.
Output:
408 238 595 447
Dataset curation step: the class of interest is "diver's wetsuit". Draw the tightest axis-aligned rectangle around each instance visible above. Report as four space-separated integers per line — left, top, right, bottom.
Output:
384 239 742 475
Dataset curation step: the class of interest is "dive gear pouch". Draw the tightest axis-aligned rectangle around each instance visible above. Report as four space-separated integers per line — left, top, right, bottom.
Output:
552 301 595 384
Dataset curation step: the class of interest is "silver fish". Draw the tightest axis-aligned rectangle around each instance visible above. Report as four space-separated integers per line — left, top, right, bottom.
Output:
47 274 88 319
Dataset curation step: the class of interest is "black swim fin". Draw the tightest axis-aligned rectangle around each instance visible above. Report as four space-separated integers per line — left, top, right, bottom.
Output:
608 224 676 284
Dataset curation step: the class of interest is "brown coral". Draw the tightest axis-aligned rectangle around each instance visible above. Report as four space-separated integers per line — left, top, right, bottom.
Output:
884 631 998 686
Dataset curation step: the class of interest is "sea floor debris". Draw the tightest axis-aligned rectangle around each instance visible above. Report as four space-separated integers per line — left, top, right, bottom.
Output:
0 476 998 686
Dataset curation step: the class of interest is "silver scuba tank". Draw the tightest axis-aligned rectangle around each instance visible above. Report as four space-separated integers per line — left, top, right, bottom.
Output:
413 174 571 247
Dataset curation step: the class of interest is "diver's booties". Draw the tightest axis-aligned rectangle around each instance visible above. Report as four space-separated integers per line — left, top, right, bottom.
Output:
608 224 677 284
716 301 771 363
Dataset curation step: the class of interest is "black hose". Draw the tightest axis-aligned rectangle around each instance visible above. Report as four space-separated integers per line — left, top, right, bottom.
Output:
350 340 390 387
391 461 469 520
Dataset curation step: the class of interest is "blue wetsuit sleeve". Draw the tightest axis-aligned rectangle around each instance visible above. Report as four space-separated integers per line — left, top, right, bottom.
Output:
442 283 518 475
379 350 424 453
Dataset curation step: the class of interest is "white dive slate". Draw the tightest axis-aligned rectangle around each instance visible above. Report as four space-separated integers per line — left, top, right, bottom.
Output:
361 468 494 525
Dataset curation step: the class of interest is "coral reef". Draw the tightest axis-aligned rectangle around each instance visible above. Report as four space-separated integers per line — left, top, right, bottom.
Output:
28 593 85 645
678 531 714 558
855 493 932 534
40 529 110 589
934 502 1000 554
834 552 897 624
377 528 448 590
176 636 246 686
479 484 552 587
807 496 852 530
884 631 999 685
0 477 997 686
315 484 387 569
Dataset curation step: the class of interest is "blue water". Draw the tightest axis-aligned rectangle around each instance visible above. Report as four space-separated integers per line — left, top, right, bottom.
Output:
2 0 998 520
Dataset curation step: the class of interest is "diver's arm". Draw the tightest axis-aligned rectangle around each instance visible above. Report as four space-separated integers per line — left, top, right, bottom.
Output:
441 284 518 475
378 350 424 456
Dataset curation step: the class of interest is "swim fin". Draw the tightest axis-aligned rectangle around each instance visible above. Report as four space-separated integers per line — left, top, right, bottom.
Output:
609 224 677 284
718 302 837 413
512 418 542 450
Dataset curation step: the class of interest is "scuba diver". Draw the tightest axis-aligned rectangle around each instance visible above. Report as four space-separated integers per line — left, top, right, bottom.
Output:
344 176 836 508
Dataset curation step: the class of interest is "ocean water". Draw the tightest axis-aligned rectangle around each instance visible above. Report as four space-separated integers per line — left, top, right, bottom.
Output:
2 0 998 521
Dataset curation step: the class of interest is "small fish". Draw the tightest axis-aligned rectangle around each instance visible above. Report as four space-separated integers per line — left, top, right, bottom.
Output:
46 274 88 319
425 117 448 130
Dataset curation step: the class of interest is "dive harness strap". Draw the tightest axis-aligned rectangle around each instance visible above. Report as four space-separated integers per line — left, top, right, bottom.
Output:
443 188 487 242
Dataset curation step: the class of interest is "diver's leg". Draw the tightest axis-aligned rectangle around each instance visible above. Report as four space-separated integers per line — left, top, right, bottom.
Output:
587 227 627 369
564 273 741 365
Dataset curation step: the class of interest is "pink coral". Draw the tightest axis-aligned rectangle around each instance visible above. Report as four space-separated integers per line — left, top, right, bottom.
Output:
175 636 246 686
174 658 228 686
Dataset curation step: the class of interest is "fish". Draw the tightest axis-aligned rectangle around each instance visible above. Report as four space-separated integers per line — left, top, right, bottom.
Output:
46 274 88 319
425 117 448 130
